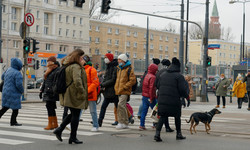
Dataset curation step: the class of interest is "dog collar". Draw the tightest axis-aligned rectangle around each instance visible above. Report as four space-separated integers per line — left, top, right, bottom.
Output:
207 112 213 117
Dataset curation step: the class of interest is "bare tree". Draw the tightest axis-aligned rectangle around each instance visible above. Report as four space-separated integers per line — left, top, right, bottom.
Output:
221 27 235 41
188 22 203 40
165 23 177 33
89 0 118 21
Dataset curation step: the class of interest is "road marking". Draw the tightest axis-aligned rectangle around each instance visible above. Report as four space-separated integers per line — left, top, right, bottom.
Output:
0 138 33 145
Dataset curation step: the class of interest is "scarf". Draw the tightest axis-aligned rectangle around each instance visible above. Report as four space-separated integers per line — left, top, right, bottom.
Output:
44 64 57 80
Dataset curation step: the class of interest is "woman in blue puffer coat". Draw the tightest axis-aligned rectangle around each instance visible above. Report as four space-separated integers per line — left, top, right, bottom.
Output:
0 58 24 126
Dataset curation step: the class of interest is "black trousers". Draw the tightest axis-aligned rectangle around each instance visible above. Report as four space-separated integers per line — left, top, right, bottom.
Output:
0 107 19 124
62 107 69 121
99 97 118 121
248 92 250 108
217 96 226 106
237 98 243 108
157 115 181 133
45 101 57 116
59 107 81 139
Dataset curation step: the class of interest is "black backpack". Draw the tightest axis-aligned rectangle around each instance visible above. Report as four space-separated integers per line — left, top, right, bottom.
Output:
52 64 73 94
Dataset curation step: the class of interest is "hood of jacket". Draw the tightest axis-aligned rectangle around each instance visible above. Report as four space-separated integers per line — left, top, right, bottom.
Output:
107 59 118 68
119 60 131 69
167 64 180 73
148 64 158 75
11 58 23 71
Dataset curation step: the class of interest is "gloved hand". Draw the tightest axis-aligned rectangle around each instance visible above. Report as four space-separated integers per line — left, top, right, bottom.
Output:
187 99 190 107
39 92 43 99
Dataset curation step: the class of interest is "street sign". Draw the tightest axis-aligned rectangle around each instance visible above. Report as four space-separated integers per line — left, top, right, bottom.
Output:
27 57 32 64
24 13 35 26
41 59 47 66
19 22 26 39
208 44 220 50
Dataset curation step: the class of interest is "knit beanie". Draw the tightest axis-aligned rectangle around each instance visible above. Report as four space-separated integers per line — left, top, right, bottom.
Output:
47 56 56 63
161 59 171 66
83 55 91 63
118 54 128 62
152 58 160 65
105 53 114 62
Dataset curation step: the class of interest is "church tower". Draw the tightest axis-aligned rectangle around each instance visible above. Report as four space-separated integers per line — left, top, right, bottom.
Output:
209 0 221 39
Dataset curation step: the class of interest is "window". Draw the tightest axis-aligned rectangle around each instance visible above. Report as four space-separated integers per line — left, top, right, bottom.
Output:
165 55 169 59
230 54 232 58
66 16 69 23
160 36 163 41
165 46 168 52
59 14 62 22
143 44 146 49
95 26 100 32
127 30 131 36
150 44 154 50
150 34 154 40
107 39 112 45
95 49 100 55
144 54 146 59
44 27 48 35
115 51 118 56
2 20 6 29
11 22 17 31
134 42 137 48
59 45 63 51
126 41 130 47
89 48 92 54
89 37 91 42
95 37 100 43
58 28 62 36
66 29 69 36
159 45 163 51
73 17 76 24
115 29 119 35
15 51 19 58
89 25 92 30
159 55 163 60
150 54 153 59
2 5 6 13
13 40 19 48
44 13 49 25
80 18 83 25
174 38 177 43
144 33 147 38
80 31 82 38
108 28 112 33
234 46 236 50
126 52 130 58
44 0 48 3
11 8 17 20
36 25 39 33
174 47 177 53
37 11 40 19
224 53 226 58
73 30 75 37
234 54 236 58
230 46 232 50
133 53 137 58
134 32 138 37
46 44 52 51
224 45 226 49
115 40 119 46
165 36 169 41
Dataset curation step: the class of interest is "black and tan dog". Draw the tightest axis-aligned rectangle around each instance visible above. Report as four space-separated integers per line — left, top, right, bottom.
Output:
186 108 221 134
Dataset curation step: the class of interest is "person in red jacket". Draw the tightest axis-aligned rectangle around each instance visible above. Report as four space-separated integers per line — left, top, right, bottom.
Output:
83 55 100 132
139 64 158 130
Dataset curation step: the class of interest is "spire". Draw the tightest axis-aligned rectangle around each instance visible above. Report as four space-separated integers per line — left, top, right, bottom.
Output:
212 0 219 17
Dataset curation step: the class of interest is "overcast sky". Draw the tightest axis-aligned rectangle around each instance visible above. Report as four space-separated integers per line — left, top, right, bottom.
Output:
108 0 250 44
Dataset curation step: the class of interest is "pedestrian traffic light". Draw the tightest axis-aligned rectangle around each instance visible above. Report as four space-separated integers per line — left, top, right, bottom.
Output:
33 60 40 70
32 39 39 53
101 0 111 14
75 0 85 7
23 38 30 53
207 56 212 67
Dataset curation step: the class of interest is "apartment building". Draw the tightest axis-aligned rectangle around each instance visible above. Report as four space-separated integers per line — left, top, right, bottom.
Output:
89 20 181 73
1 0 89 77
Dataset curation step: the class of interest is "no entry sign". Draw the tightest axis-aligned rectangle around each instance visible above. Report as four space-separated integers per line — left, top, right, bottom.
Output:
24 13 35 26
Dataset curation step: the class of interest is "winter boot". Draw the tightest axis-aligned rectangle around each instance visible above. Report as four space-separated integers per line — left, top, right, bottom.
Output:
44 116 54 130
176 132 186 140
154 130 162 142
166 127 174 132
52 116 58 129
53 127 63 142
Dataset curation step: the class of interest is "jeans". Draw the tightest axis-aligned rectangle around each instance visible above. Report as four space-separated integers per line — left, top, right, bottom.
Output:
137 102 143 117
140 96 157 127
89 101 99 128
99 98 118 122
217 96 226 106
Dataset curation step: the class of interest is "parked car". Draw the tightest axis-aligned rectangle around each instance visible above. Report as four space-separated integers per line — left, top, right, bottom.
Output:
207 81 216 93
27 78 44 89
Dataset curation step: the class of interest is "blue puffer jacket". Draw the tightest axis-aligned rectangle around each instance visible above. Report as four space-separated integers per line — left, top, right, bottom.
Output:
1 58 24 109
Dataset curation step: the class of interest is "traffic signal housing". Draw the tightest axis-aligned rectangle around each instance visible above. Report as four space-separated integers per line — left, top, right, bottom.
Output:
101 0 111 14
33 60 40 70
23 38 30 53
32 39 39 53
207 56 212 67
75 0 85 7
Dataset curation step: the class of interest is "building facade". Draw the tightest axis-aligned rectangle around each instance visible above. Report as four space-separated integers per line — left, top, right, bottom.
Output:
1 0 90 78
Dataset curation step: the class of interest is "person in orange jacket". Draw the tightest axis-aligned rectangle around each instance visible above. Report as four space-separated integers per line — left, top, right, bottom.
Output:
83 55 100 132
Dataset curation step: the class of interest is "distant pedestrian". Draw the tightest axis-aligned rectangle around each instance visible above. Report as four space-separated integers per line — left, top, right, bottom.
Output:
232 74 247 109
0 58 24 126
184 75 195 107
53 49 88 144
242 70 250 110
154 57 189 142
98 53 119 126
215 74 230 108
115 54 136 129
40 56 60 130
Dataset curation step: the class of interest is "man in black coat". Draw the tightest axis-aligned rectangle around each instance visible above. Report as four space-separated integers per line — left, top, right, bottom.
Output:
154 57 189 142
243 70 250 111
98 53 119 127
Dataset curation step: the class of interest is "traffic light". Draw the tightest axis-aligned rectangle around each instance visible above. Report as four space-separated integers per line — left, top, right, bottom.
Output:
33 60 40 70
207 56 212 67
32 39 39 53
23 38 30 53
75 0 85 7
101 0 111 14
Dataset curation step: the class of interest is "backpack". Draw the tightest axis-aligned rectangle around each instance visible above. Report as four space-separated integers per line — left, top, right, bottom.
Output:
127 67 137 92
88 67 101 95
52 64 73 94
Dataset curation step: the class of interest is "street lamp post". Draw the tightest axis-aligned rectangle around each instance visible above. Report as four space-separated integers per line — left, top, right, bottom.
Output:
229 0 250 62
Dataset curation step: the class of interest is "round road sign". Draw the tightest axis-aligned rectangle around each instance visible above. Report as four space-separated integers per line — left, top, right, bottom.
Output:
24 13 35 26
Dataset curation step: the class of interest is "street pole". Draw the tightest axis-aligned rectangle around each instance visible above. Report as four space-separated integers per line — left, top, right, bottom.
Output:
145 16 149 70
23 0 28 101
240 34 242 63
201 0 209 102
179 0 184 74
242 1 245 60
0 0 2 62
185 0 190 72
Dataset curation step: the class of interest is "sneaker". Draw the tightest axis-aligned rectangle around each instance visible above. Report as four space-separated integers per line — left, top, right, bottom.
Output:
91 127 99 132
137 116 141 119
222 106 226 108
122 124 129 129
116 123 124 129
139 126 146 131
215 105 220 108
